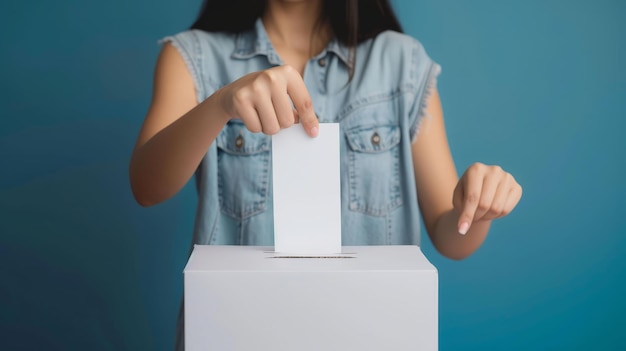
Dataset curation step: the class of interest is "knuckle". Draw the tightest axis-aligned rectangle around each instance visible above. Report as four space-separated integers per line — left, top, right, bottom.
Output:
281 64 296 75
246 121 262 133
465 192 479 205
280 118 294 128
490 202 505 216
262 70 279 84
232 89 248 105
472 162 485 170
467 163 482 176
505 172 514 183
298 99 313 115
251 80 265 93
512 175 521 188
263 124 280 135
477 199 490 212
491 165 503 174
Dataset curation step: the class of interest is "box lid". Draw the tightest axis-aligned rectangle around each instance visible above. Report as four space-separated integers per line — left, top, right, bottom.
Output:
184 245 436 273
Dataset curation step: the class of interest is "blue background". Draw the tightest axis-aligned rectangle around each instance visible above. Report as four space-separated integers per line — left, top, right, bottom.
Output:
1 0 624 350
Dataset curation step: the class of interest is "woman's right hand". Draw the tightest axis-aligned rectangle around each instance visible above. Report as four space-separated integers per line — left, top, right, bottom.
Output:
131 46 319 206
215 65 319 137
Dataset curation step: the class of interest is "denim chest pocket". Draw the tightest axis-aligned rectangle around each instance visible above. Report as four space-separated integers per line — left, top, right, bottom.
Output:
345 123 402 216
216 121 271 219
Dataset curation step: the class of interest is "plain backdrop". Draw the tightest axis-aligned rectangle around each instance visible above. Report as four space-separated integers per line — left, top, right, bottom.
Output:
1 0 624 350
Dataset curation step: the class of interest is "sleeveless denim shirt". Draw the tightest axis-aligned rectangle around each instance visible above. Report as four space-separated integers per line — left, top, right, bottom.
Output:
163 18 440 350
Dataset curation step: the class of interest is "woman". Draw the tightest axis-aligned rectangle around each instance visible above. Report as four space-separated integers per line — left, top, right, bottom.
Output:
130 0 522 348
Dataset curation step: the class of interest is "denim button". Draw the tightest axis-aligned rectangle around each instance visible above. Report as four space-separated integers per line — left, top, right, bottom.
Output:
345 122 402 216
371 132 380 145
318 58 327 67
235 135 244 148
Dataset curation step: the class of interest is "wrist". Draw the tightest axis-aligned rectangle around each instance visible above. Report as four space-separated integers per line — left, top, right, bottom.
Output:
205 87 233 125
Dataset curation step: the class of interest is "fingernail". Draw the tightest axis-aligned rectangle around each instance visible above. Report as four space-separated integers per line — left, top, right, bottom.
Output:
310 126 319 137
459 221 470 235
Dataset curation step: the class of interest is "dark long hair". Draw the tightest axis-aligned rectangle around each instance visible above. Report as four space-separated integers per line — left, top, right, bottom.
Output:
191 0 402 46
190 0 403 76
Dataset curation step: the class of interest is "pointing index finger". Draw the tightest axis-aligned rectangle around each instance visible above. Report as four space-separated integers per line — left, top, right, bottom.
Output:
458 173 483 235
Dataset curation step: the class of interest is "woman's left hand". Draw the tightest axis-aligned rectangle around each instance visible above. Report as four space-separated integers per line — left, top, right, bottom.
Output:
453 162 522 235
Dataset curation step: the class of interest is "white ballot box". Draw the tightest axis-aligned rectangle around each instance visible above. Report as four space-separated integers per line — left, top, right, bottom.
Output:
184 245 438 351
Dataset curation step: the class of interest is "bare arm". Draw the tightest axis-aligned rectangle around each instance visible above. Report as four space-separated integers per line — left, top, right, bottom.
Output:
129 43 230 206
412 89 522 260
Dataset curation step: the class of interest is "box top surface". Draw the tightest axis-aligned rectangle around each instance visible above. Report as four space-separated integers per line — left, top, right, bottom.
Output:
184 245 436 273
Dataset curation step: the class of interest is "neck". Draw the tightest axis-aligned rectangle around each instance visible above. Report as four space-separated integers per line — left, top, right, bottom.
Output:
262 0 330 56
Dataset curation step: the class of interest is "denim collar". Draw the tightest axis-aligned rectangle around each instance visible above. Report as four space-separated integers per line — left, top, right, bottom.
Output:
232 18 350 66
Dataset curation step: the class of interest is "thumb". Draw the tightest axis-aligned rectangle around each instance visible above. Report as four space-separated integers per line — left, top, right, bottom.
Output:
299 109 319 138
291 109 320 137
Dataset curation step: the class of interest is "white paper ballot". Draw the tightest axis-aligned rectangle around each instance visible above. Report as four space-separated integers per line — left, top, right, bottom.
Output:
272 123 342 255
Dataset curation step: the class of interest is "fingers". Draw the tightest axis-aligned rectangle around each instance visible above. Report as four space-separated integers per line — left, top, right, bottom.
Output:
223 65 317 137
502 181 523 217
255 93 281 135
285 66 319 137
481 173 511 221
472 175 497 221
271 85 296 130
454 163 523 235
479 172 522 221
235 97 263 134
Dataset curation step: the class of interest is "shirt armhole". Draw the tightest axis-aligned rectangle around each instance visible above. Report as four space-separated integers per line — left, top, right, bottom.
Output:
159 32 204 104
409 43 442 143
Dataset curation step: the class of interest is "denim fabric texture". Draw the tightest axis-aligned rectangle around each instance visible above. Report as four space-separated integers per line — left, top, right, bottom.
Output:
163 18 440 350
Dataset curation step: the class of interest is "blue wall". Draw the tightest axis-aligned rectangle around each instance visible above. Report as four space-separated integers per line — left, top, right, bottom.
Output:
1 0 624 350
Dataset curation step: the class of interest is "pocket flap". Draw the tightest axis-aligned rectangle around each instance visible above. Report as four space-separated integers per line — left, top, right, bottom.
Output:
217 121 270 155
345 125 400 153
